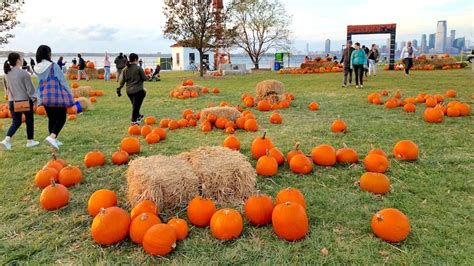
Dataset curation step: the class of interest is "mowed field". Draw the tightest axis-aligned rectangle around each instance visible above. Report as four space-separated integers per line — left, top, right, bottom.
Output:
0 69 473 264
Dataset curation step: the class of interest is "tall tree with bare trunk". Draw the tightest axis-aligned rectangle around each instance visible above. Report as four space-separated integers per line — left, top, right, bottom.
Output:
230 0 291 69
163 0 236 77
1 0 24 46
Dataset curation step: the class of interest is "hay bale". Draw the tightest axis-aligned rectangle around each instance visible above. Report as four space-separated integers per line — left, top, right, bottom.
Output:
199 106 242 122
255 80 285 102
175 85 203 93
127 155 200 214
76 97 93 111
179 146 256 205
73 86 92 97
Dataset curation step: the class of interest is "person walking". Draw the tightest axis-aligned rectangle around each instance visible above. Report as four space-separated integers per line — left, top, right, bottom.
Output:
35 45 74 150
367 44 379 76
77 54 89 81
400 41 417 76
104 52 111 81
340 40 355 87
116 53 147 125
362 45 370 77
350 42 367 89
30 58 36 71
0 52 39 150
71 57 77 66
114 53 127 81
57 56 67 70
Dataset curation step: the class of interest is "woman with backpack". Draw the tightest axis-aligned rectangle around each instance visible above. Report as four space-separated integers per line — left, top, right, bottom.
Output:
35 45 74 150
116 53 147 125
0 52 39 150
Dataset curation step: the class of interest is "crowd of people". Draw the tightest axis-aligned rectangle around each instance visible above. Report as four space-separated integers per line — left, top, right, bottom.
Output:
1 46 157 151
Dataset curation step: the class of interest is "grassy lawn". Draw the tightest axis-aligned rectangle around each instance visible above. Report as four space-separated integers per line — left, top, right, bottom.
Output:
0 69 473 264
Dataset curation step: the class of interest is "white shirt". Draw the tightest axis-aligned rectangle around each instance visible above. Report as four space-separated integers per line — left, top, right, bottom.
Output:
400 46 417 59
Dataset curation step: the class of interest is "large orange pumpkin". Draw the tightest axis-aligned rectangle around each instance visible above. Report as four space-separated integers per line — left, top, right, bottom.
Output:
39 180 69 211
129 212 162 244
223 134 241 151
393 140 419 161
251 131 274 159
371 208 410 242
84 151 106 168
359 172 391 194
142 224 177 256
88 189 117 217
244 194 274 226
210 208 243 240
58 165 82 187
423 107 444 123
187 196 216 227
311 144 337 167
336 147 359 164
272 202 308 241
363 154 389 173
120 137 141 155
268 147 285 166
289 154 313 174
256 151 279 176
91 207 131 246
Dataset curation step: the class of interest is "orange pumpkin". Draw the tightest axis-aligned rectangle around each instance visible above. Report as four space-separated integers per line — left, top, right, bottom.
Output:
143 224 177 256
368 148 388 158
425 97 437 108
371 208 410 242
88 189 117 217
275 187 306 209
187 196 216 227
244 194 274 226
159 118 170 128
91 207 131 246
445 89 456 98
145 133 161 144
244 118 259 132
120 137 141 155
289 154 313 174
336 147 359 164
35 167 59 189
129 212 162 244
141 125 152 137
213 87 220 94
131 200 159 220
256 151 279 176
257 100 271 112
447 107 460 117
243 96 255 107
128 125 141 135
385 98 399 109
210 208 243 240
269 112 283 124
144 116 157 125
201 120 212 132
39 180 69 211
251 131 274 159
168 120 179 130
58 165 82 187
331 119 347 133
393 140 419 161
84 151 106 168
311 144 337 167
152 128 167 140
454 102 471 116
359 172 391 194
308 102 319 110
67 114 77 121
111 150 129 165
223 134 241 151
363 154 389 173
36 106 46 115
268 147 285 166
423 107 444 123
215 117 228 129
167 218 189 241
272 202 308 241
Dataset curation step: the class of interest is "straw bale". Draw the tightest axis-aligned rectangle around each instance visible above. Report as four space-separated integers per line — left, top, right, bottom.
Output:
127 155 200 214
179 146 256 205
175 85 203 93
255 80 285 102
73 86 92 97
76 97 94 111
199 106 242 122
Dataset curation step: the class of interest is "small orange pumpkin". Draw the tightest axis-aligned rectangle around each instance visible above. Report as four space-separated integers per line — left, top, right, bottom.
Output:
363 154 389 173
84 151 106 168
131 200 159 220
268 147 285 166
140 125 152 137
244 194 274 226
289 154 313 174
111 150 129 165
91 207 131 246
167 218 189 241
143 224 177 256
145 133 161 144
88 189 117 217
272 202 308 241
129 212 162 244
244 118 259 132
311 144 337 167
371 208 410 242
120 137 141 155
275 187 306 209
210 208 243 240
128 125 141 135
35 167 59 189
269 112 283 124
423 107 444 123
187 196 216 227
336 147 359 164
256 151 279 177
58 165 82 187
393 140 419 161
223 134 241 151
359 172 391 194
40 180 69 211
257 100 271 112
331 119 347 133
251 131 274 159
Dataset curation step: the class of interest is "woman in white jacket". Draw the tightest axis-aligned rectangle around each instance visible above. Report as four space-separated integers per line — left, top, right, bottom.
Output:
400 41 417 76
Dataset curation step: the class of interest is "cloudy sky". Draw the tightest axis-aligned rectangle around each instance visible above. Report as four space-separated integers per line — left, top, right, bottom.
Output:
2 0 473 54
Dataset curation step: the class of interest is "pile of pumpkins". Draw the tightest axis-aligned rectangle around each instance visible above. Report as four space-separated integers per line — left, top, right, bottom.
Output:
168 79 220 99
367 89 471 123
86 187 310 257
240 92 294 111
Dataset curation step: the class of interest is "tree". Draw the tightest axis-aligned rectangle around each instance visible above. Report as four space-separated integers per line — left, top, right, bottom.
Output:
230 0 291 69
0 0 24 46
163 0 236 77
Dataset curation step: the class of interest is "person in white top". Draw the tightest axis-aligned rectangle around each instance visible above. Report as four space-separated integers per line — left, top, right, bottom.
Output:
400 41 417 76
104 52 111 81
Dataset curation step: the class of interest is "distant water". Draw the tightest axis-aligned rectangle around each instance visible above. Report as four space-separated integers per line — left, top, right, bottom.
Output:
0 54 306 75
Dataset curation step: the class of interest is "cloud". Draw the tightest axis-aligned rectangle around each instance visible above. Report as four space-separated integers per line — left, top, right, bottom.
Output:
70 25 119 41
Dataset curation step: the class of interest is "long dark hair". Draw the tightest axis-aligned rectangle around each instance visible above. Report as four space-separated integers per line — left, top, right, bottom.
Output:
36 45 52 63
3 52 21 74
126 53 138 68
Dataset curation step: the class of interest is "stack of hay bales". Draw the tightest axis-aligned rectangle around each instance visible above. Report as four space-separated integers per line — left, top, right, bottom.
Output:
255 80 285 104
199 106 242 122
175 85 203 94
127 146 256 214
72 86 93 97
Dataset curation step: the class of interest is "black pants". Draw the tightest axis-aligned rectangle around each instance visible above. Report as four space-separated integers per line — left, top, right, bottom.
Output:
44 107 67 136
404 58 413 74
353 65 364 86
343 67 352 85
7 100 34 139
127 90 146 122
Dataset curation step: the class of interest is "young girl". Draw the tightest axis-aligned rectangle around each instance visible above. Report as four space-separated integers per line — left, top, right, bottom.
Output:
1 52 39 150
116 53 147 125
35 45 72 150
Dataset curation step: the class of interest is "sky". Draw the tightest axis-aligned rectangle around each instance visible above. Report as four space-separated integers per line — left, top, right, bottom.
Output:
2 0 473 54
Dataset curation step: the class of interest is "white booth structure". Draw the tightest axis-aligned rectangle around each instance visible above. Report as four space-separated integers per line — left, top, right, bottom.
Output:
170 42 214 71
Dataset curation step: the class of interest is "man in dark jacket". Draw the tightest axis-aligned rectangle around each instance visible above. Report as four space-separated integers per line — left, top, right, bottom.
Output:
77 54 89 81
114 52 127 82
340 40 355 87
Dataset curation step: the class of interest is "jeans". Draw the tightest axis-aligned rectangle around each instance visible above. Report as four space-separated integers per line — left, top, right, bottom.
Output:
7 100 34 139
353 65 364 86
343 67 352 85
104 66 111 81
368 59 377 75
404 58 413 74
77 69 89 80
127 90 146 122
117 68 123 81
44 107 67 136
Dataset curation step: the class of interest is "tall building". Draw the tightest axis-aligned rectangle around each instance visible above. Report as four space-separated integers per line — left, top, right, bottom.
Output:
306 43 309 55
435 20 447 53
429 33 435 49
400 41 406 49
412 39 418 49
421 34 427 53
450 30 456 47
453 37 465 51
325 39 331 54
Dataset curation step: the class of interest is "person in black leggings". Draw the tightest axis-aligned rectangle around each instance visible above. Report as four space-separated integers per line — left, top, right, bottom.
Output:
117 53 147 125
350 42 368 89
44 107 67 137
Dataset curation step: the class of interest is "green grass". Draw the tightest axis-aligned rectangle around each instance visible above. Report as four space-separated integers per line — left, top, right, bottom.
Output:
0 69 473 264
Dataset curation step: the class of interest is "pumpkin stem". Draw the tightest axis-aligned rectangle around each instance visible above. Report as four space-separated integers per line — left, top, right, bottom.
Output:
140 213 148 221
265 149 270 157
294 142 300 151
50 178 57 187
99 208 106 216
354 181 360 187
51 153 57 161
376 213 384 222
262 131 267 139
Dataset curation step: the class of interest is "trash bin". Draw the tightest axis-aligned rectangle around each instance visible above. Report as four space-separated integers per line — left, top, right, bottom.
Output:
274 62 281 71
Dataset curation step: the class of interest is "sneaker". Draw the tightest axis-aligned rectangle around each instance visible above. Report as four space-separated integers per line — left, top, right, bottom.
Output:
56 140 63 146
341 84 346 88
356 85 359 89
0 140 12 151
26 140 40 148
45 136 59 150
137 115 144 122
360 85 364 88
